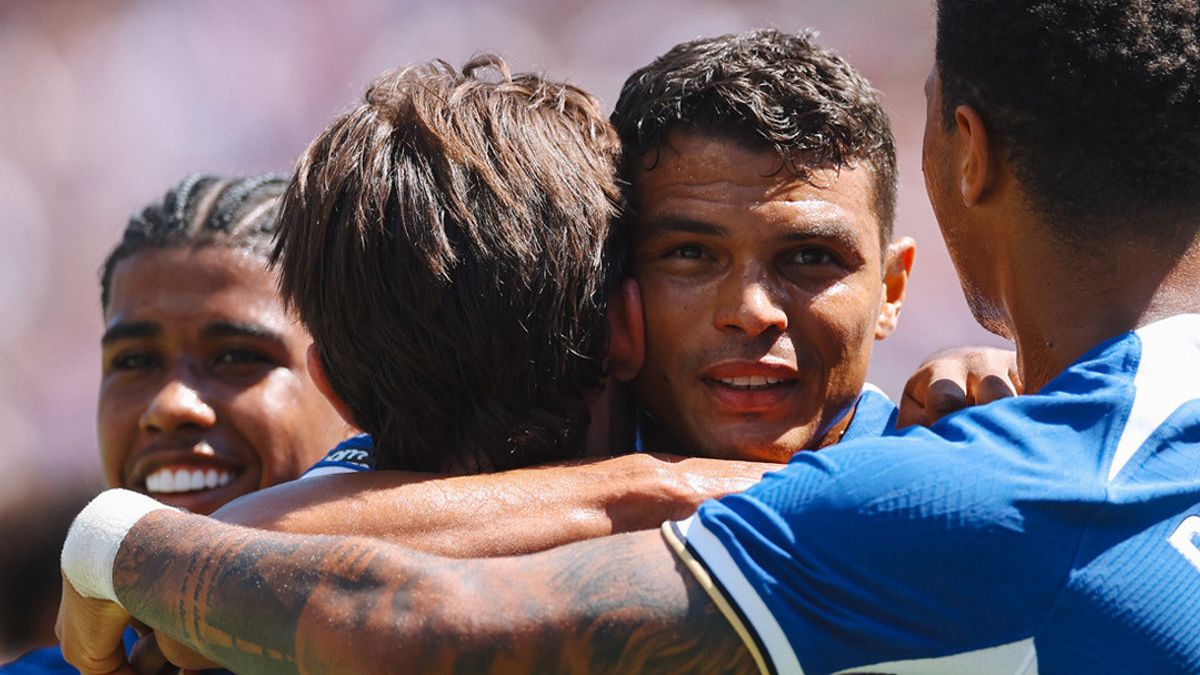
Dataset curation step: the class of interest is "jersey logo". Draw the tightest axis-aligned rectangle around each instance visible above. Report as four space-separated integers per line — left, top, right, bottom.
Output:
1169 515 1200 572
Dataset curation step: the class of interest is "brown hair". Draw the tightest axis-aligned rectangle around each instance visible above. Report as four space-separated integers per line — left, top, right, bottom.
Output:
274 55 624 473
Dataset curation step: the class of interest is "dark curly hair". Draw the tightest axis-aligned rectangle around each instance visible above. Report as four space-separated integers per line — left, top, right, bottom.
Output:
611 29 897 242
100 174 287 311
275 55 623 473
937 0 1200 238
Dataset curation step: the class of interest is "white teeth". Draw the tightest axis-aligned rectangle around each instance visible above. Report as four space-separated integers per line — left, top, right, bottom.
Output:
718 375 785 389
143 466 234 494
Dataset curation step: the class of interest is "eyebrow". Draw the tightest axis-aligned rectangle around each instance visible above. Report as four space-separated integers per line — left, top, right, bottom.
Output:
201 321 286 343
101 322 161 346
778 221 866 251
638 217 728 238
641 215 866 250
100 321 287 346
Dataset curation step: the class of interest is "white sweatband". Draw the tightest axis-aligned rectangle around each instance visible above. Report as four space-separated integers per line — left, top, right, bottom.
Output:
61 488 172 604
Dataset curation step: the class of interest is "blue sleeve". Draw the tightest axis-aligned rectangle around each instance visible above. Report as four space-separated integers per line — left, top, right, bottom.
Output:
680 398 1102 674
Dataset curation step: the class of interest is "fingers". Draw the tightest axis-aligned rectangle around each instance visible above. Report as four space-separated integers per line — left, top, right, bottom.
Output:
899 345 1020 427
58 575 137 675
899 376 966 428
973 373 1017 405
128 633 177 675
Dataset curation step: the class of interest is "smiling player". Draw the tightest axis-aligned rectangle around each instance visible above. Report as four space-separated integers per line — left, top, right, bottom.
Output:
96 174 350 515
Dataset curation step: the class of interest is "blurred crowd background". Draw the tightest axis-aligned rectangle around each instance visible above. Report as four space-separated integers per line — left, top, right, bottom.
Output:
0 0 1009 589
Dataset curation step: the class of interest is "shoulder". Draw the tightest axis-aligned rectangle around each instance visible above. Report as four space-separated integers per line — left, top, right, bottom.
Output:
838 383 899 443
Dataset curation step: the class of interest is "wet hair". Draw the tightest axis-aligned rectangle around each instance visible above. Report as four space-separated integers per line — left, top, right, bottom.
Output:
611 28 898 242
100 173 288 311
274 54 623 473
936 0 1200 239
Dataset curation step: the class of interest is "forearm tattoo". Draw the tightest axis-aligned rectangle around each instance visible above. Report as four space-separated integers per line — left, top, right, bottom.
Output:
114 511 755 674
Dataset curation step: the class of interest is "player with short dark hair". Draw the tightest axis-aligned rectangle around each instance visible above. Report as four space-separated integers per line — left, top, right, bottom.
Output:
610 29 915 463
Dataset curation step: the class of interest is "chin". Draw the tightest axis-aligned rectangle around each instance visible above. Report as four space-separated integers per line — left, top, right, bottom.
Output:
714 438 803 464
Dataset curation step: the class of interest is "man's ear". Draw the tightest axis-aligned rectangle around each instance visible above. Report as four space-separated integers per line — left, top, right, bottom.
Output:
955 104 992 207
306 343 358 427
607 278 645 382
876 236 916 340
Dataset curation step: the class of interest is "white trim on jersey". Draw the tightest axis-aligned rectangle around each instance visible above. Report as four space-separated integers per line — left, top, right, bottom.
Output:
861 381 887 397
675 514 803 675
1107 314 1200 480
299 464 363 479
832 639 1038 675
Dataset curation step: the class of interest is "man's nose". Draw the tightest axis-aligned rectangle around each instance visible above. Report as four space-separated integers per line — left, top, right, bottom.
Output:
138 374 217 434
713 271 789 336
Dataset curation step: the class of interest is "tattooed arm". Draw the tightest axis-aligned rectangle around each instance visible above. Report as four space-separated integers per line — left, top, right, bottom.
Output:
61 509 755 674
212 452 776 556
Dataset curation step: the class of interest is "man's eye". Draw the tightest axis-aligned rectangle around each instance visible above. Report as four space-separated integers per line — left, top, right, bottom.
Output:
667 244 706 260
790 248 836 265
112 353 158 370
214 348 272 367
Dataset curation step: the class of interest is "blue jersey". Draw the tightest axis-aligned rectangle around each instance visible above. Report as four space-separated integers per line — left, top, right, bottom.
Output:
300 433 374 478
665 314 1200 674
839 384 899 444
1 629 230 674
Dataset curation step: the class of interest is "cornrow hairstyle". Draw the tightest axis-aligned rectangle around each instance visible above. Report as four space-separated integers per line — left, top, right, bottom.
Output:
100 173 289 311
274 54 624 474
936 0 1200 241
611 28 898 243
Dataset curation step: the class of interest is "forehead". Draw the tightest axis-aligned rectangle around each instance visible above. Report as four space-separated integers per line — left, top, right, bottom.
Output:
104 246 292 336
632 131 882 244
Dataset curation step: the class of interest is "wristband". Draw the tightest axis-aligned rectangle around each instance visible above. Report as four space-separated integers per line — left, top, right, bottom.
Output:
61 488 172 604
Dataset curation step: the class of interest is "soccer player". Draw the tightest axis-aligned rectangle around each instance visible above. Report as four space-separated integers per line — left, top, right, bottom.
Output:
57 1 1200 672
3 174 351 673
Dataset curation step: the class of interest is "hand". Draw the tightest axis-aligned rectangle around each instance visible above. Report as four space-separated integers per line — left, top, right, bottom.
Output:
126 630 223 674
57 574 136 675
899 345 1021 428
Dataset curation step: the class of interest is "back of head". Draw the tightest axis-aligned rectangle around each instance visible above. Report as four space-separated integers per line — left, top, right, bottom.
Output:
611 28 898 242
275 55 623 473
101 173 288 311
936 0 1200 241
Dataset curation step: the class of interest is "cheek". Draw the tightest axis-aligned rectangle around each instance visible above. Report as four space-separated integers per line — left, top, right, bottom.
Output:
803 284 880 357
640 281 703 354
95 391 136 487
238 373 324 480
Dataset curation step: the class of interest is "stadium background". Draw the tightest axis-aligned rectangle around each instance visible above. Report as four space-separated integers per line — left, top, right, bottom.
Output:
0 0 1009 504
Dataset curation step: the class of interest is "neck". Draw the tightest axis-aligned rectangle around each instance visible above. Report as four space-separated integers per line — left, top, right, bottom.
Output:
1003 229 1200 392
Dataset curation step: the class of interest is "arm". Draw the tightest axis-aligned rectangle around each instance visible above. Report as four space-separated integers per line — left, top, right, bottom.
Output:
898 345 1020 428
212 452 778 557
64 505 754 674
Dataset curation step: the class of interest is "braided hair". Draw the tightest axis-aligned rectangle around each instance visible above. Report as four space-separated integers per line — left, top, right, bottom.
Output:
100 173 288 311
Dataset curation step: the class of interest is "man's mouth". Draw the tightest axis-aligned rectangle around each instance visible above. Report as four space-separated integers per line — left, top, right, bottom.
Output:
713 375 788 390
144 465 237 494
701 361 800 412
